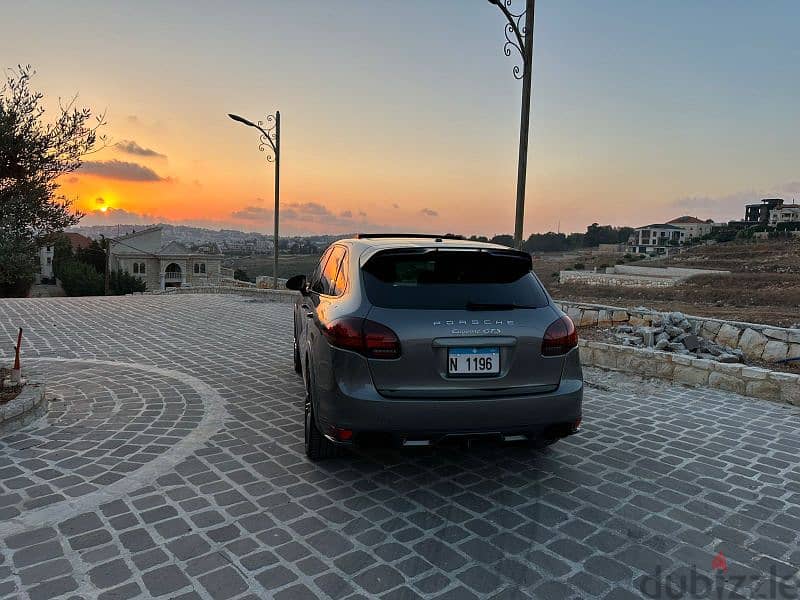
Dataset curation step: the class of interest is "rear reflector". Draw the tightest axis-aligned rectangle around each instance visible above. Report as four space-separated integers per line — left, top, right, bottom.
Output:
328 426 353 442
542 315 578 356
322 317 401 359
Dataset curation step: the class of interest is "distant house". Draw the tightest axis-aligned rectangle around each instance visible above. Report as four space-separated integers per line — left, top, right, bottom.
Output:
628 224 683 255
667 216 725 241
108 226 224 291
36 244 54 283
64 232 92 251
769 204 800 226
37 232 92 284
744 198 784 224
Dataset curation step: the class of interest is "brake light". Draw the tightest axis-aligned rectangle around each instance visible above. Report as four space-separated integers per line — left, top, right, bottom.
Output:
322 317 401 359
362 320 401 358
323 318 363 352
542 315 578 356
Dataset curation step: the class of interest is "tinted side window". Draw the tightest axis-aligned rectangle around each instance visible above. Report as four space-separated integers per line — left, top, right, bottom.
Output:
318 246 346 296
310 248 333 294
332 250 349 296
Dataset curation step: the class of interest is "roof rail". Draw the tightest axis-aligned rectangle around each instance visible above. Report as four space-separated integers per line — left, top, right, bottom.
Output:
355 233 465 240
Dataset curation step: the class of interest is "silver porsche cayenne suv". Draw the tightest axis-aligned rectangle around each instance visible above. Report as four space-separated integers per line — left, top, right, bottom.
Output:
286 234 583 460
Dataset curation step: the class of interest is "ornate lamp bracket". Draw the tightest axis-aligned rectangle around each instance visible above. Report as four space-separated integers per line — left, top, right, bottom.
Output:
488 0 531 80
256 114 278 163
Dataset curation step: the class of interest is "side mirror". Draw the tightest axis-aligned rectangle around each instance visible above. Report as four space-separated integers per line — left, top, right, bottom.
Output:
285 274 307 293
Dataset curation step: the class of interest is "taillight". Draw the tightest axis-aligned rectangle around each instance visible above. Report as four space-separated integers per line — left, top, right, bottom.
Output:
542 315 578 356
362 320 401 358
322 318 363 352
322 317 401 359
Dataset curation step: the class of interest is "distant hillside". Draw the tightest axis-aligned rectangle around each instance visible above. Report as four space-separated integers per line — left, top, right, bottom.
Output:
657 237 800 274
67 223 344 248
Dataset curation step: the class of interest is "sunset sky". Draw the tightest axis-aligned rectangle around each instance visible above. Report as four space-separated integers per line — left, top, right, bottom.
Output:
3 0 799 236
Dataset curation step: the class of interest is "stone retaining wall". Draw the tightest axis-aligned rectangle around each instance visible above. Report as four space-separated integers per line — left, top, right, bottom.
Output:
1 370 47 435
155 286 299 303
559 265 730 288
610 265 730 278
558 271 678 288
557 301 800 364
578 340 800 406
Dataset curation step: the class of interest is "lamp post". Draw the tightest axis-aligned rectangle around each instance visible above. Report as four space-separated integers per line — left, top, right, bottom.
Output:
487 0 535 249
228 111 281 289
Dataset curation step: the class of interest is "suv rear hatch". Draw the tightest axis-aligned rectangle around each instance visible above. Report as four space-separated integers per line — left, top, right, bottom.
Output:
361 247 568 398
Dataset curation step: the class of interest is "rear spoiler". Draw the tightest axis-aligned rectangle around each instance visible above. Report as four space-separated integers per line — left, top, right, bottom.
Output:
360 246 532 270
355 233 465 240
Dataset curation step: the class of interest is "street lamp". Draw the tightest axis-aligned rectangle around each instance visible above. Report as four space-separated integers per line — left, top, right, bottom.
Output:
228 111 281 289
487 0 535 249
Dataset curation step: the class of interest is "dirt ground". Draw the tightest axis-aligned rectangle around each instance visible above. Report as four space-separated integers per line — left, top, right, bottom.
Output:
540 239 800 328
223 254 321 280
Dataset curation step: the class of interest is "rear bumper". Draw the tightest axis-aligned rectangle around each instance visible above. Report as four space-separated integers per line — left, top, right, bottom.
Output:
313 348 583 438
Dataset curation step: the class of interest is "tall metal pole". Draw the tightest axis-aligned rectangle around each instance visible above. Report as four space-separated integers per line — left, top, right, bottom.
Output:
488 0 535 249
227 111 280 287
273 111 280 290
104 237 110 295
514 0 534 249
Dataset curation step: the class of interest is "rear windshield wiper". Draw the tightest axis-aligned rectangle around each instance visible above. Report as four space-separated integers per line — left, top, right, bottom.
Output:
465 301 537 311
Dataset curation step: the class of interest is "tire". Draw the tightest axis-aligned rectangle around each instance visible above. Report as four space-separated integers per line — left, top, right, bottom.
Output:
304 373 343 461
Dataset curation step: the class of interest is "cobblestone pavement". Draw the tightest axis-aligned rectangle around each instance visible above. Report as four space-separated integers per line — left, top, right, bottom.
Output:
1 295 799 600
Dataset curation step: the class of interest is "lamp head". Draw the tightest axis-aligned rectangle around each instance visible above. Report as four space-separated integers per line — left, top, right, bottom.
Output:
228 113 256 127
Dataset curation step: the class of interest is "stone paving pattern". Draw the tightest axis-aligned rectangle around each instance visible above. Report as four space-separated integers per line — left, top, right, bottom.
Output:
0 295 799 599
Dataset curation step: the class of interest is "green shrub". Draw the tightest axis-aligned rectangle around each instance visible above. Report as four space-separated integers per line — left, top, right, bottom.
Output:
109 270 146 295
59 260 104 296
0 236 36 297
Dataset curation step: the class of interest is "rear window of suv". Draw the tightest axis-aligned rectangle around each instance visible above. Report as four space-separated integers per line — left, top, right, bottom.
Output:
362 248 549 309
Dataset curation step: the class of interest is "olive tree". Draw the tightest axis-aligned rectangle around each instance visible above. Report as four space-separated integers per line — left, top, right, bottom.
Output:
0 65 104 296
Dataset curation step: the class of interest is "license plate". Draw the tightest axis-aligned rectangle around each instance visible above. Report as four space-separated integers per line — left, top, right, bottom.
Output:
448 347 500 375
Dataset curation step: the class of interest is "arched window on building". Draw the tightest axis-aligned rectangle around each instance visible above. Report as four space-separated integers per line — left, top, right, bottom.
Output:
194 263 200 274
200 263 206 274
133 263 139 274
139 263 146 274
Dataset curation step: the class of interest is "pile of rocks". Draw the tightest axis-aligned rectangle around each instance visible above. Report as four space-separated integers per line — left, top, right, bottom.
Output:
612 311 743 363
